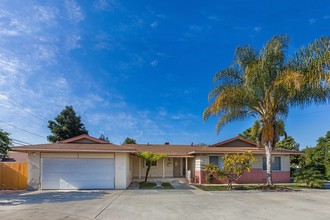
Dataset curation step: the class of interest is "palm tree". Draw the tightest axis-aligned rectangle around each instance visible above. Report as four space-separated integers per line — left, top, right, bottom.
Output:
204 35 330 185
240 120 286 148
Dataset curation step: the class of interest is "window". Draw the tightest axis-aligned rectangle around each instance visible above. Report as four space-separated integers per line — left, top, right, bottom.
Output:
209 156 223 169
263 156 281 171
146 160 157 167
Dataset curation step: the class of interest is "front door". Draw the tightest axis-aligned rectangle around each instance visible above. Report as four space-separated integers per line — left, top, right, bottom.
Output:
173 158 181 177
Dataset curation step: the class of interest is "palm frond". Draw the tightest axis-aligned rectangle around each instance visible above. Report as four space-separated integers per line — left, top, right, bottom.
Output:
215 109 249 134
234 45 258 70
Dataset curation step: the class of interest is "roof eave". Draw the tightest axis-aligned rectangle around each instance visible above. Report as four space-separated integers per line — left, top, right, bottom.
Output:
11 148 137 153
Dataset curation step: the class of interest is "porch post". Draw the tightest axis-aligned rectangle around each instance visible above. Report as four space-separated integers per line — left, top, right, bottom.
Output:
138 157 141 179
162 158 165 179
185 157 188 175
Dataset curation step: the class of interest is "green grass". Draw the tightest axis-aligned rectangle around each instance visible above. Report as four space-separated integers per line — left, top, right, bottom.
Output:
161 182 174 189
139 182 156 189
195 185 253 191
139 182 174 189
195 184 309 191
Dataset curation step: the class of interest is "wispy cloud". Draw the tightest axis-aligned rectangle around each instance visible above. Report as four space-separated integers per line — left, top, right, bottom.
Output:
0 1 87 144
189 25 203 31
253 26 262 32
94 0 118 11
323 15 329 19
66 34 81 51
150 59 159 67
150 21 159 29
65 0 85 23
94 34 116 50
309 18 316 25
207 15 221 22
33 5 58 25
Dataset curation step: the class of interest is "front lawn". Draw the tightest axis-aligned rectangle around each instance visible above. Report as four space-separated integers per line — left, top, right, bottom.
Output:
196 185 253 191
139 182 174 189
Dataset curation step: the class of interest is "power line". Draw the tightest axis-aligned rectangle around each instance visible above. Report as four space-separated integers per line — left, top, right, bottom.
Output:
0 93 49 122
12 138 32 145
0 104 45 127
0 120 46 139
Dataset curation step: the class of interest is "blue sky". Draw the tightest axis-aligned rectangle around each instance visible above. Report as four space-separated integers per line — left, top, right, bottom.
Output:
0 0 329 148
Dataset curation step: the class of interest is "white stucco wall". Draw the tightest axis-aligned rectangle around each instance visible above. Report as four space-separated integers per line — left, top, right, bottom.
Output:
126 154 132 188
280 155 290 171
28 152 41 190
115 152 130 189
132 156 174 178
195 155 208 171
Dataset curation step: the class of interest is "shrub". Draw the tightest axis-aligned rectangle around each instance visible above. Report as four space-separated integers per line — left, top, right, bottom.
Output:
294 167 325 188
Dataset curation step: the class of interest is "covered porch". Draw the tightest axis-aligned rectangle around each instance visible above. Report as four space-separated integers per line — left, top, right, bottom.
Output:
131 155 195 182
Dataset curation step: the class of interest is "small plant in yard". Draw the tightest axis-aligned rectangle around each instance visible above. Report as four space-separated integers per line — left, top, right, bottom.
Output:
137 151 167 182
204 163 219 183
205 151 256 189
294 167 326 188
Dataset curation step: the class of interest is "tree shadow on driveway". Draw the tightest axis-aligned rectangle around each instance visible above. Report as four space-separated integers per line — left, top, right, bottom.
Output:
0 190 110 206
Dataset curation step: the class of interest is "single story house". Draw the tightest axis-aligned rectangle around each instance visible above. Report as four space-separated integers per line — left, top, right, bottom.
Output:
12 134 302 190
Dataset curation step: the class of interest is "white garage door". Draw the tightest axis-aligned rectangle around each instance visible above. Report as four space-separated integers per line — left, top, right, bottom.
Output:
41 158 115 190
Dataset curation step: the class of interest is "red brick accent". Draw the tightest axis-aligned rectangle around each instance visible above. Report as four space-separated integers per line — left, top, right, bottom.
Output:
194 171 202 184
196 168 290 184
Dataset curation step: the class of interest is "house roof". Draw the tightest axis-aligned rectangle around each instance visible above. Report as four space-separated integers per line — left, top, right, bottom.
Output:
124 144 205 157
11 135 303 156
187 147 303 155
211 136 257 147
59 134 109 144
12 143 136 153
11 134 137 153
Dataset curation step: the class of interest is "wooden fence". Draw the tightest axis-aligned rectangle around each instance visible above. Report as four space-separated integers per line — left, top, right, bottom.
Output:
0 162 28 190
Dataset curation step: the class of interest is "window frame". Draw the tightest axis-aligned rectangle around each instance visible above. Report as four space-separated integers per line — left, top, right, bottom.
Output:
209 156 223 169
146 160 157 167
262 156 281 171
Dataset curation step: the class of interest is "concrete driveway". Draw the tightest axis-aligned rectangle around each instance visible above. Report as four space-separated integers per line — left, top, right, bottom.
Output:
0 188 329 220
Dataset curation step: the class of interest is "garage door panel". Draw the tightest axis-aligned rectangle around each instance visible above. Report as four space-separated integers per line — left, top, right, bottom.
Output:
41 158 114 189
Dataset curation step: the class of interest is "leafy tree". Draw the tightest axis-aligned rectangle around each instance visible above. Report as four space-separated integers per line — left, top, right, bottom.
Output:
47 106 88 143
99 134 110 143
302 131 330 176
137 151 167 182
239 127 253 141
123 137 137 144
276 136 301 166
204 36 330 185
240 120 286 148
294 167 325 188
276 136 299 151
0 128 12 158
205 152 256 189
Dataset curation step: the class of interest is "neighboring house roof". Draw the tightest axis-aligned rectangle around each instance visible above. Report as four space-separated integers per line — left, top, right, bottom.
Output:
9 151 28 162
0 151 28 162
